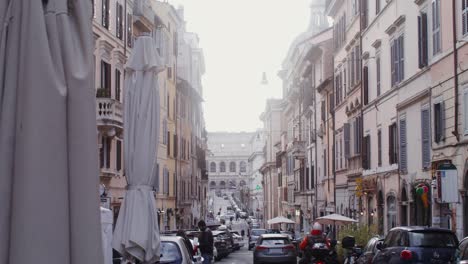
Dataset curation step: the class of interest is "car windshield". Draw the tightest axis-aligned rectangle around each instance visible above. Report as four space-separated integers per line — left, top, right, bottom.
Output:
409 231 458 248
252 230 267 236
261 238 289 246
160 241 183 264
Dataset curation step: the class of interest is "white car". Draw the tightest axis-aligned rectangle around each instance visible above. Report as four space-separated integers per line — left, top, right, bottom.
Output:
160 236 203 264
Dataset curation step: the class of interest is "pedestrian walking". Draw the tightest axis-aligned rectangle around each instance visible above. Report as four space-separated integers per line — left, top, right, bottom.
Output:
197 220 214 264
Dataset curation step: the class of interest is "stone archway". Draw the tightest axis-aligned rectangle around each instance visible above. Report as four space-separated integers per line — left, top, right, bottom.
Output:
220 181 226 189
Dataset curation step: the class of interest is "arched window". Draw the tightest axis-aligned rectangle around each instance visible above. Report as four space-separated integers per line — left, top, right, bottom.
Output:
229 161 236 172
220 162 226 172
209 181 216 189
387 195 397 231
220 181 226 189
210 162 216 172
240 161 247 173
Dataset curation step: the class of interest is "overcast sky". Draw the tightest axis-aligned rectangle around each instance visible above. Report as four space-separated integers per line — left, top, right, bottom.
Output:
168 0 313 132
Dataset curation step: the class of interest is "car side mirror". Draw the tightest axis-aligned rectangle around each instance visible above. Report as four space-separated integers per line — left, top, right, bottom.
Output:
376 242 384 250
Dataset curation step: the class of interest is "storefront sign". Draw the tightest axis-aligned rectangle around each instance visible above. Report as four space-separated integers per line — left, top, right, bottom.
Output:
436 163 459 203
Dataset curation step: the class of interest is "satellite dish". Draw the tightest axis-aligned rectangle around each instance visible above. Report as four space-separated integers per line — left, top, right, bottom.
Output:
261 72 268 85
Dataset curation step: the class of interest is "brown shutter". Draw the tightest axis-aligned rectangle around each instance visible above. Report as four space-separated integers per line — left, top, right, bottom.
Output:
363 66 369 105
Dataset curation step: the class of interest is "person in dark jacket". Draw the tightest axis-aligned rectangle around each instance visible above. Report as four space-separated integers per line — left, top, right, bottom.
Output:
176 230 194 257
197 220 214 264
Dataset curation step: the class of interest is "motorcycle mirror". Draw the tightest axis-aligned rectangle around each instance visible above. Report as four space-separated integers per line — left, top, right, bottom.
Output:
376 242 383 250
330 239 337 247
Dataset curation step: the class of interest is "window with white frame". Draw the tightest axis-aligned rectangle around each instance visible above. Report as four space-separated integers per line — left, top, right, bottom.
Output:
390 34 405 87
432 0 441 55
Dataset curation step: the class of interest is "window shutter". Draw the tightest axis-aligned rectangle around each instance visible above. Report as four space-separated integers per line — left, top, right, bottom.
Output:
321 101 326 121
116 140 122 171
329 93 335 112
389 124 394 164
418 15 423 68
440 101 445 141
434 103 441 143
367 135 371 169
361 0 368 29
399 35 405 83
391 40 396 86
154 163 160 192
363 66 369 105
464 91 468 134
399 119 407 173
421 108 431 168
376 57 381 96
422 13 428 67
344 123 351 158
378 130 382 166
362 135 368 169
463 0 468 35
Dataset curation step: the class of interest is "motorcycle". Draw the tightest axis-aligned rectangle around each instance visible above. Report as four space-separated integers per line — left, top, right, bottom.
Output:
299 239 338 264
343 246 363 264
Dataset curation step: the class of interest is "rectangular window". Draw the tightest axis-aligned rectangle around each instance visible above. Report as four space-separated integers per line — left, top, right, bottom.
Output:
127 13 133 48
350 50 355 87
167 131 171 156
115 69 121 101
102 0 109 29
362 0 368 29
164 169 169 194
376 56 381 96
174 134 178 158
106 137 111 168
362 135 371 169
354 117 361 154
432 0 441 55
434 102 445 143
463 0 468 35
155 164 159 193
377 129 382 166
355 44 361 83
116 3 123 40
399 118 407 173
376 0 380 14
363 66 369 105
389 123 398 164
418 13 429 68
391 35 405 86
421 107 431 168
116 140 122 171
344 123 351 158
100 61 111 97
464 89 468 134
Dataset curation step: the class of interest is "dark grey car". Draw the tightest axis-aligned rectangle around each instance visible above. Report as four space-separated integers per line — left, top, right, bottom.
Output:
253 234 296 264
372 226 459 264
356 236 382 264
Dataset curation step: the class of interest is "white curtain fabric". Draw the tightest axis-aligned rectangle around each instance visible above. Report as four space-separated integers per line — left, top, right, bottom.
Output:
112 35 164 263
101 207 114 264
0 1 103 263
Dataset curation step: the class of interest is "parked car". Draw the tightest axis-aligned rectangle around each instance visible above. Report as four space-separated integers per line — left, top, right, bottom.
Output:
253 234 297 264
459 236 468 263
230 231 244 250
249 228 267 250
160 236 203 264
212 230 231 260
354 236 382 264
372 226 459 264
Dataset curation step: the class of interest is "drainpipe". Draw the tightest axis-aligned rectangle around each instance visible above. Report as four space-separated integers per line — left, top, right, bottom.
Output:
314 81 318 221
452 0 460 141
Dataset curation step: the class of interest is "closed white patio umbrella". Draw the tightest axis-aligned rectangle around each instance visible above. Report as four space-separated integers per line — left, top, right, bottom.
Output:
0 1 103 263
112 35 164 263
267 216 296 225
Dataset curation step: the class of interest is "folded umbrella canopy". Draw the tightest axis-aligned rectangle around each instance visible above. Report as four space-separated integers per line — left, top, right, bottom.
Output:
0 1 103 263
315 213 358 225
267 216 296 225
112 35 164 263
